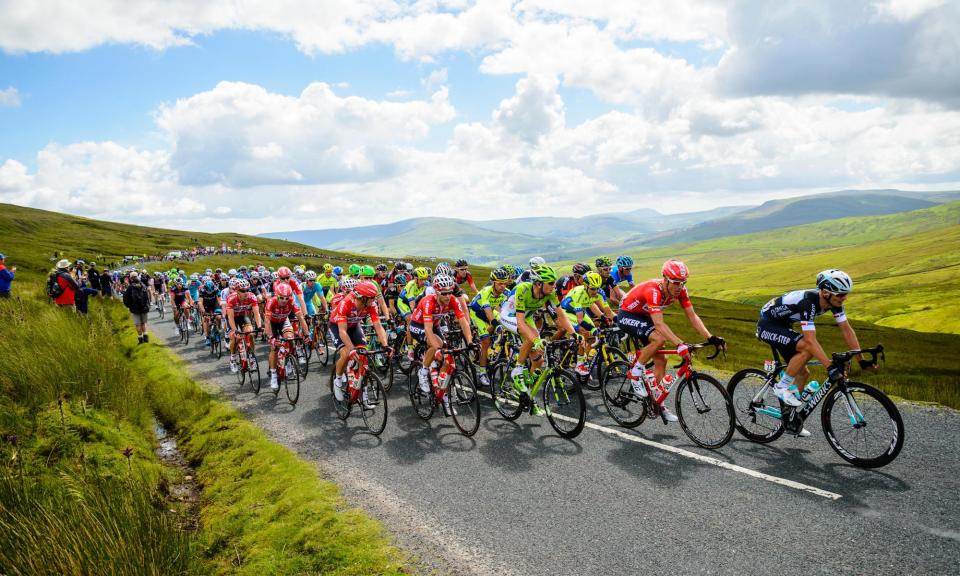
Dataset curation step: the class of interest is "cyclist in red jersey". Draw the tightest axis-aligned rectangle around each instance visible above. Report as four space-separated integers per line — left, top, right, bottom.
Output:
409 275 474 400
616 259 725 422
274 266 308 313
264 283 309 391
226 278 263 374
330 281 390 401
557 262 591 299
453 259 478 294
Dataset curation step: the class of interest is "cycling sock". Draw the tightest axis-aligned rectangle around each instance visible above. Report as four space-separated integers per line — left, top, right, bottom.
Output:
776 372 796 390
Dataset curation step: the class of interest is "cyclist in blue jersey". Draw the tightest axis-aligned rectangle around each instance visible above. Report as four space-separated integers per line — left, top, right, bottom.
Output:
301 271 329 316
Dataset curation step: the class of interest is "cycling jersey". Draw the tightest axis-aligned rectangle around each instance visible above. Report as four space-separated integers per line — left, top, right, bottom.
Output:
317 273 339 297
225 292 259 317
518 269 535 283
301 281 323 316
198 288 220 312
620 279 692 315
557 275 580 299
599 274 617 299
410 294 465 325
264 296 301 324
511 281 559 315
611 267 633 286
469 284 509 318
331 295 380 326
170 285 188 303
760 289 846 332
561 285 604 315
187 281 200 301
454 270 474 287
273 278 302 296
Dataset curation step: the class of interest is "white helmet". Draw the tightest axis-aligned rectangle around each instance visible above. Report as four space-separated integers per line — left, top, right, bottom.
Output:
432 274 457 292
529 256 546 267
816 269 853 294
340 277 359 292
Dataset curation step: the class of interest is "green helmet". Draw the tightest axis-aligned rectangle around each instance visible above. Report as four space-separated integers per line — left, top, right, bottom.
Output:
360 265 375 278
595 256 613 268
349 264 361 276
531 265 558 283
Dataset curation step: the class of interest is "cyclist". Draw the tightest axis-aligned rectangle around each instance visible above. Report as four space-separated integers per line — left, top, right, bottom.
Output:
500 265 575 415
226 279 263 374
169 277 194 334
561 271 616 375
317 264 340 298
517 256 546 283
757 269 872 413
453 259 478 294
198 279 222 345
330 281 390 404
410 274 475 415
616 259 724 422
469 266 512 387
359 265 391 321
611 255 635 295
274 266 308 313
557 262 591 299
264 283 310 391
301 271 329 316
595 256 625 306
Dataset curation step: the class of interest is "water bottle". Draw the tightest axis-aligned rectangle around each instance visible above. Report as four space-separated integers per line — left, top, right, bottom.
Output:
801 380 820 401
437 368 450 390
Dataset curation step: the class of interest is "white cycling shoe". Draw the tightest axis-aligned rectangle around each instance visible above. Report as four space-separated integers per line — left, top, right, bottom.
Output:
774 385 803 407
660 406 679 423
418 370 431 393
333 378 345 402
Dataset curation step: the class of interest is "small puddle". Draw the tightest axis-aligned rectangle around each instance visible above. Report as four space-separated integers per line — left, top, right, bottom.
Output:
154 420 201 532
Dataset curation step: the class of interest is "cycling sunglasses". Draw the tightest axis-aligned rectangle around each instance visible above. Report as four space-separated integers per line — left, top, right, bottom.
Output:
665 279 686 286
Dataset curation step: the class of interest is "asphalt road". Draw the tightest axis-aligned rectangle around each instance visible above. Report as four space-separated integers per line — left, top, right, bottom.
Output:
151 310 960 576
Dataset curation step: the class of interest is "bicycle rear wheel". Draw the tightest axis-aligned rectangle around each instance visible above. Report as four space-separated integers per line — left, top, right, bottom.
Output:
600 360 646 428
581 346 628 391
675 373 734 449
248 350 262 395
213 330 223 359
283 355 300 405
821 382 904 468
542 370 586 438
294 339 310 378
329 369 351 420
360 372 388 435
409 372 436 420
313 326 330 367
449 372 480 437
489 361 523 421
727 368 784 443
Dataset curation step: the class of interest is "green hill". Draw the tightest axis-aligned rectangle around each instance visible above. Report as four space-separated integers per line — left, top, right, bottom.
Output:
582 201 960 334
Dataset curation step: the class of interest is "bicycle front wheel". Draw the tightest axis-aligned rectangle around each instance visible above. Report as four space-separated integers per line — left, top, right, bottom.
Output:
727 368 784 443
449 372 481 437
542 370 586 439
249 350 261 395
360 372 388 435
489 361 524 421
821 382 904 468
675 373 734 449
372 349 395 392
600 360 646 428
329 369 351 420
283 355 300 405
586 346 628 391
294 340 310 378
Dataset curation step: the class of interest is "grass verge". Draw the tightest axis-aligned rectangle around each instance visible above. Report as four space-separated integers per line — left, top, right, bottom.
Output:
108 304 409 575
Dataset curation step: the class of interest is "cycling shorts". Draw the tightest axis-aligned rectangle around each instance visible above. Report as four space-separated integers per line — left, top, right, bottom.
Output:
565 311 597 334
756 320 803 362
408 322 428 344
330 322 366 349
397 299 412 317
616 310 656 345
233 314 252 329
500 310 538 336
469 310 498 340
270 318 293 336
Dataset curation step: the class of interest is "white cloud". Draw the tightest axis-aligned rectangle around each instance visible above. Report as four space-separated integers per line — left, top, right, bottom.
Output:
0 86 20 107
492 75 564 143
422 68 448 90
873 0 945 21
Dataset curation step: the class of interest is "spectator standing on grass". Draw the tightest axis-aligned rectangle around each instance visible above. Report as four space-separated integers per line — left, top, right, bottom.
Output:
88 262 102 294
50 259 79 309
123 272 151 344
100 268 114 299
0 253 15 298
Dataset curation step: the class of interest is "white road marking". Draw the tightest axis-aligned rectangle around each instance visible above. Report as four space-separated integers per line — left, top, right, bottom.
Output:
479 390 843 500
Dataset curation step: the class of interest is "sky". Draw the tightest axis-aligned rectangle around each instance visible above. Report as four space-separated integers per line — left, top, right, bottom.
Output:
1 0 959 234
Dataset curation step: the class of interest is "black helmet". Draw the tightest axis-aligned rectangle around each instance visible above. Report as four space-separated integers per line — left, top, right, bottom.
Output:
455 259 468 268
572 262 591 276
376 264 387 272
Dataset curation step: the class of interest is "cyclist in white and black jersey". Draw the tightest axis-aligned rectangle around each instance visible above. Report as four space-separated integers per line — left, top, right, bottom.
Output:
517 256 545 284
757 269 874 413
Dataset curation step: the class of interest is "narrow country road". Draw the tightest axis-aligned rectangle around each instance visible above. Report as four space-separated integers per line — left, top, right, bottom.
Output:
152 311 960 576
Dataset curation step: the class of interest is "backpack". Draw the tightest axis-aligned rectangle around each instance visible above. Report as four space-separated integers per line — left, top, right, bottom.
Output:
136 285 151 311
46 272 65 299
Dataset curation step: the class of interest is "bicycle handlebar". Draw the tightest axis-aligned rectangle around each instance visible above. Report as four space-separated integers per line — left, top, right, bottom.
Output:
832 343 884 366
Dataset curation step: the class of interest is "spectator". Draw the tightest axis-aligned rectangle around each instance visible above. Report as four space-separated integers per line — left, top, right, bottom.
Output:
100 268 114 299
50 259 79 309
88 262 102 293
122 272 151 344
0 253 15 298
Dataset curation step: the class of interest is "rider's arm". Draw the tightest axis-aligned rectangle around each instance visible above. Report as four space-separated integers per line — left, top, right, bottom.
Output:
296 310 309 335
374 321 389 348
226 307 237 332
252 303 263 330
554 308 575 338
683 306 713 340
837 320 864 362
458 315 473 345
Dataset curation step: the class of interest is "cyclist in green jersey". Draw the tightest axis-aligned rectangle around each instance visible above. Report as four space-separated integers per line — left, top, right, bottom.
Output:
359 265 391 322
468 267 512 387
317 263 340 298
560 271 616 375
499 265 575 415
399 267 430 354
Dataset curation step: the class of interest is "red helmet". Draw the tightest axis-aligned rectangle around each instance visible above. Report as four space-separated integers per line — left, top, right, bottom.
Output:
661 259 689 281
354 281 379 299
274 283 293 298
277 266 292 279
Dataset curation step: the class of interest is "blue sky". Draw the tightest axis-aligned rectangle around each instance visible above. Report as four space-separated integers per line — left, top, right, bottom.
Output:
1 1 958 232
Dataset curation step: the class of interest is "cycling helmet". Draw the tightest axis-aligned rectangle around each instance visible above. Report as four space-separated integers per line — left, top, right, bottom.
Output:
595 256 613 268
174 277 184 286
215 268 223 273
354 281 379 299
248 271 259 280
204 280 216 291
584 271 603 289
274 283 293 298
661 259 689 281
405 263 414 272
513 265 524 277
332 266 343 275
531 265 558 283
205 268 213 275
228 278 239 290
394 261 405 271
323 263 333 273
491 267 511 282
394 273 408 285
616 255 634 268
271 272 279 280
294 265 305 273
816 269 853 294
349 264 361 276
305 270 317 281
239 265 247 271
228 268 237 277
340 277 359 292
424 267 432 277
437 261 449 268
360 265 375 278
190 273 199 280
277 266 292 279
436 264 454 277
529 256 546 267
414 267 429 280
572 262 591 276
432 274 456 292
236 279 250 291
455 259 468 268
376 264 387 272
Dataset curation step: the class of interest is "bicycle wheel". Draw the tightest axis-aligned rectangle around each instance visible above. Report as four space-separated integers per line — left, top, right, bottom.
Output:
360 372 388 435
449 372 481 437
213 331 223 359
600 360 647 428
371 349 395 393
397 345 415 376
312 327 330 368
489 361 523 421
821 382 904 468
294 340 310 378
329 369 351 420
675 373 735 449
181 315 190 345
727 368 785 443
408 372 435 420
580 346 628 391
236 344 246 388
542 370 586 439
157 301 165 319
283 355 301 405
248 350 262 394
